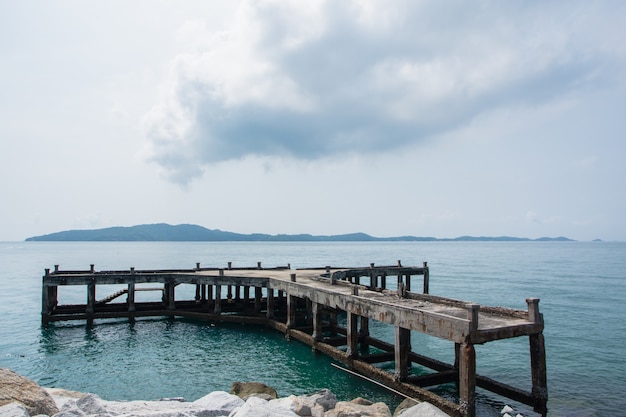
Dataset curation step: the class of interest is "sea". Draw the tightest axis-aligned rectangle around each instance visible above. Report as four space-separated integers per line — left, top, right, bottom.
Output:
0 241 624 417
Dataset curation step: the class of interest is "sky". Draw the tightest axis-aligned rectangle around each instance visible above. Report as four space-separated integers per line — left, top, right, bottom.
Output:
1 0 625 242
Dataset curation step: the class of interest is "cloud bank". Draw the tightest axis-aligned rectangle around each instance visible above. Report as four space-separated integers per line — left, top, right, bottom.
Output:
143 0 623 184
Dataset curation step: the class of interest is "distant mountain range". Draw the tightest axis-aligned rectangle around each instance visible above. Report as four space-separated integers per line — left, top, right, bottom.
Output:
25 223 574 242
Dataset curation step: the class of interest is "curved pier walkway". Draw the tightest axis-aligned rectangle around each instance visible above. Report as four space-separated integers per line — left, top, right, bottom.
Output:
41 262 547 417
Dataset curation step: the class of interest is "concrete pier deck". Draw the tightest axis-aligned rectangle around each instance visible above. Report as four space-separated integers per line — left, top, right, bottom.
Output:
41 262 547 417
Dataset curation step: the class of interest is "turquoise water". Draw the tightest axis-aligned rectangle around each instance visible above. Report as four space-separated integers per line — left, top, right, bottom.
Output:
1 241 624 416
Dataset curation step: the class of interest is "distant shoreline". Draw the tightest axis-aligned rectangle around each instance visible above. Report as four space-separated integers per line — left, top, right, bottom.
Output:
25 223 575 242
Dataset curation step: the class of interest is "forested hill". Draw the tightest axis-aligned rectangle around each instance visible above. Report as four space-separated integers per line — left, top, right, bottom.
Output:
25 223 574 242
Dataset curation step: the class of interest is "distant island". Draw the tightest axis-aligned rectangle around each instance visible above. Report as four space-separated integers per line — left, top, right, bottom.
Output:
25 223 574 242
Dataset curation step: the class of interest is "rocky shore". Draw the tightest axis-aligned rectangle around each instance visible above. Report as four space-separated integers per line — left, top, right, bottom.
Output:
0 368 449 417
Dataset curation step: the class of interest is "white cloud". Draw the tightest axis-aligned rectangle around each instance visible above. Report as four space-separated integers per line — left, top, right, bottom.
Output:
142 0 624 185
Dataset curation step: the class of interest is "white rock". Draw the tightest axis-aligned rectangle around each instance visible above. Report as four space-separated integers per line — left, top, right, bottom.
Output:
192 390 245 416
0 402 30 417
229 396 299 417
398 402 449 417
501 405 514 414
503 413 513 417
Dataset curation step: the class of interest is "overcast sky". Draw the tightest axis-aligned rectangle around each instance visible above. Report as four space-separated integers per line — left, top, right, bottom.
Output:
1 0 625 241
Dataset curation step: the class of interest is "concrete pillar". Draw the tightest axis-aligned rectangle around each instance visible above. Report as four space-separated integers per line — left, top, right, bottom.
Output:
244 286 250 303
312 302 322 341
394 326 411 380
215 270 223 314
380 272 387 290
227 285 233 302
458 341 476 417
214 284 222 314
201 284 207 303
128 282 136 312
423 261 429 294
195 285 201 303
254 287 262 312
359 316 370 349
165 282 176 310
346 312 359 358
527 298 547 416
286 294 297 329
86 281 96 315
530 333 548 416
266 288 275 319
235 285 241 301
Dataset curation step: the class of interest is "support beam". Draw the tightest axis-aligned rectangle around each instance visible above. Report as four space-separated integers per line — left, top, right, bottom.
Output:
266 288 275 319
86 281 96 315
214 284 222 314
346 311 359 358
458 341 476 417
127 282 135 312
286 294 297 329
311 302 323 341
395 326 411 381
254 287 262 312
530 333 548 416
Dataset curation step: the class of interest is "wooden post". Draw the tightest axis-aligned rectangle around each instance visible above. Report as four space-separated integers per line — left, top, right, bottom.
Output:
359 316 370 350
254 287 262 312
394 326 411 380
215 269 223 314
266 288 275 319
195 285 201 303
405 274 411 292
201 284 207 303
527 298 548 416
286 294 296 329
381 272 387 289
128 282 136 312
312 302 322 342
165 282 176 310
459 341 477 417
346 312 359 358
467 303 480 332
86 280 96 315
423 261 429 294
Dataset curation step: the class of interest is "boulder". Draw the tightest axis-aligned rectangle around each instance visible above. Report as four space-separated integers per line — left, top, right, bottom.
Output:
192 390 245 416
0 402 30 417
229 396 300 417
396 402 449 417
275 389 338 417
230 382 278 400
0 368 59 416
393 398 420 417
324 397 391 417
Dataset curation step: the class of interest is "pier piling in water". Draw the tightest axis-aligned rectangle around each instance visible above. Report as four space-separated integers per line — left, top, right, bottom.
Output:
41 261 547 417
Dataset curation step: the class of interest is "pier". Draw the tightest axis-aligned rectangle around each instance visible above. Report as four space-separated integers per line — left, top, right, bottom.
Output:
41 261 547 417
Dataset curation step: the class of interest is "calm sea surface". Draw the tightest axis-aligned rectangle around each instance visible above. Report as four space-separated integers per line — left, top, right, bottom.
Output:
0 241 624 416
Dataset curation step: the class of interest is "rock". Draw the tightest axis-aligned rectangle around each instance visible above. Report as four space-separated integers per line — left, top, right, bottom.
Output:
273 389 338 417
396 402 449 417
0 402 31 417
192 390 245 416
0 368 60 416
229 396 300 417
324 397 391 417
392 398 420 417
75 394 108 415
230 382 278 400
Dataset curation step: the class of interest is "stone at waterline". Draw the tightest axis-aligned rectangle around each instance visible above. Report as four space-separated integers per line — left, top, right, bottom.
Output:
325 397 391 417
0 368 59 416
0 402 30 417
230 381 278 400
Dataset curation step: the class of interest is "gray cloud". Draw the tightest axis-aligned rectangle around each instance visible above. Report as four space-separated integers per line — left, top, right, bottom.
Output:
143 0 623 184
